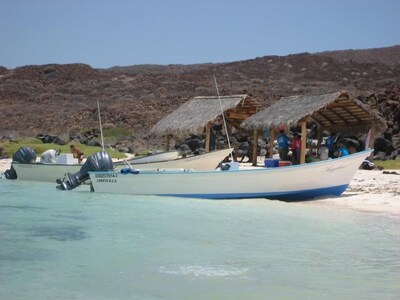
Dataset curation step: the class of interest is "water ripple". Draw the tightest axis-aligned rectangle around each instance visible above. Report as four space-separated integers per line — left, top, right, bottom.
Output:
28 225 89 241
159 265 248 278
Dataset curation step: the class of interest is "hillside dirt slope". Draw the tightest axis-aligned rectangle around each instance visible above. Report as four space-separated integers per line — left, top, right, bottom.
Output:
1 45 399 152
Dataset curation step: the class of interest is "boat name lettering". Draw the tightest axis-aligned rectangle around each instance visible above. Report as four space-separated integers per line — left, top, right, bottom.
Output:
96 178 117 183
324 165 346 173
95 173 118 178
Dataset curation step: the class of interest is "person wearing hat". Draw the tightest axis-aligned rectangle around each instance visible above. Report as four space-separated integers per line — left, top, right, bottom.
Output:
40 149 61 163
325 131 337 158
277 130 290 160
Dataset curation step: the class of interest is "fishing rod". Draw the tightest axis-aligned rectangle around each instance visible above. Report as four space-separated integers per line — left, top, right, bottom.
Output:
213 74 234 162
97 100 105 152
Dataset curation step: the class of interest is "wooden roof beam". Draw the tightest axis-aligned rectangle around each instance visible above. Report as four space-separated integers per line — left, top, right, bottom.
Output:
324 120 373 129
315 110 336 125
308 116 325 127
328 108 348 123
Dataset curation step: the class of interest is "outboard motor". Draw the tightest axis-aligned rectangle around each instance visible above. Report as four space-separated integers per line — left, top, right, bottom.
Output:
56 151 113 190
5 147 36 179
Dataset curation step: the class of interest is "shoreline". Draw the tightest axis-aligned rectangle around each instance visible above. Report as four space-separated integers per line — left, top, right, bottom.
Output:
301 169 400 218
1 158 399 217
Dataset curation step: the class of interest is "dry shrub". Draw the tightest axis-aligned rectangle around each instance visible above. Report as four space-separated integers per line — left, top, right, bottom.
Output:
43 66 56 74
156 87 167 97
103 122 116 129
195 86 214 96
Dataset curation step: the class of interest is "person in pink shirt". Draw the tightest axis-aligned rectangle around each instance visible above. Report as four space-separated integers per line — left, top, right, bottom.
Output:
294 134 302 164
290 133 298 164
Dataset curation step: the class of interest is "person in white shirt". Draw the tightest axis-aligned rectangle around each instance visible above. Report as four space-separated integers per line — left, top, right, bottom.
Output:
318 146 329 160
40 149 61 163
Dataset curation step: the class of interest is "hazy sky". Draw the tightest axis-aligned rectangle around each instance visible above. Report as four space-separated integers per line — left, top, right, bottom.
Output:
1 0 399 68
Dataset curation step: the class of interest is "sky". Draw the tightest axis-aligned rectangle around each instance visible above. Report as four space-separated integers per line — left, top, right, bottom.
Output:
1 0 399 69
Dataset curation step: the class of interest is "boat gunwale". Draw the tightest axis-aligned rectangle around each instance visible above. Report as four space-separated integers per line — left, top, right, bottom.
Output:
89 149 373 176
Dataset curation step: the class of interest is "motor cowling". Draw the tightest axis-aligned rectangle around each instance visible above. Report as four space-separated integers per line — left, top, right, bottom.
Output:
56 151 113 190
5 147 36 179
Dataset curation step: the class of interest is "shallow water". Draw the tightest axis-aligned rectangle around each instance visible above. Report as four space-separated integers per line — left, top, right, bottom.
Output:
0 179 399 299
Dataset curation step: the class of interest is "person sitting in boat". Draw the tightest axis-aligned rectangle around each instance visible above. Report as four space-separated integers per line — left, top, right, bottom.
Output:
347 141 358 154
70 144 84 164
277 130 290 160
337 142 349 157
40 149 61 164
317 146 329 160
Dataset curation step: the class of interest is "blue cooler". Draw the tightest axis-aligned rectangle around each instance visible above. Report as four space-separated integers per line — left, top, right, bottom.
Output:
264 158 279 168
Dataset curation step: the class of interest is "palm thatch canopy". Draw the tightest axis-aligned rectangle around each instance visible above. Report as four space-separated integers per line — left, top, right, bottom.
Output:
151 95 260 135
241 90 384 132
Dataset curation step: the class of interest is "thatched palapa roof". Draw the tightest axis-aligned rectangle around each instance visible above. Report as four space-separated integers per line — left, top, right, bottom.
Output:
151 95 258 135
241 91 384 132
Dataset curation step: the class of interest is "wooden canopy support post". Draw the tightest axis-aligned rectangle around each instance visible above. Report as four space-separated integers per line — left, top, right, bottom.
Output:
226 122 233 152
205 122 211 152
233 143 238 162
300 121 307 164
368 122 376 160
226 122 233 137
165 135 170 152
269 127 275 158
369 122 376 149
252 129 258 166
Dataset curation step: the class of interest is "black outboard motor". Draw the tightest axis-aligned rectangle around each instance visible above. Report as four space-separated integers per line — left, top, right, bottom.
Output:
56 151 113 190
5 147 36 179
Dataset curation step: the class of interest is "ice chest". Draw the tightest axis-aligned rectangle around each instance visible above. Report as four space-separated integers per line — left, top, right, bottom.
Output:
264 159 279 168
278 160 292 167
56 153 78 164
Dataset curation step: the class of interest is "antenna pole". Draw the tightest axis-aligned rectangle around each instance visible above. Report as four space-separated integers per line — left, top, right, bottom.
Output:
213 74 234 161
97 100 105 152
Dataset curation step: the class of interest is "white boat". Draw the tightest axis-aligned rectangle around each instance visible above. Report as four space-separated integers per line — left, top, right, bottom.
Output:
124 150 179 163
10 149 232 182
121 148 232 171
88 149 372 200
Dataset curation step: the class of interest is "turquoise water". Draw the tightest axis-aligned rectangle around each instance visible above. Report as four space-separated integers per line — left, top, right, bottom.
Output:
0 179 399 300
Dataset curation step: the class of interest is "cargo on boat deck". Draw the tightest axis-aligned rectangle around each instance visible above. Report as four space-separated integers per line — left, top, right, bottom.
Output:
264 159 279 168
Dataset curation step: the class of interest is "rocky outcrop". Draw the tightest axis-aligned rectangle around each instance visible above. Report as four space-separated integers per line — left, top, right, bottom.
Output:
12 63 100 84
0 66 9 76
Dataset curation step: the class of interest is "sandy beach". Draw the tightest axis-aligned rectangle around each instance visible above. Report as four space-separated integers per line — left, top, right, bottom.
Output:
0 158 11 174
1 158 399 217
297 169 400 218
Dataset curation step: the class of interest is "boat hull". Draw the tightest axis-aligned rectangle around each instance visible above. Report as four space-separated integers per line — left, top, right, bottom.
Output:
12 163 81 182
127 151 179 163
89 150 372 200
121 148 232 171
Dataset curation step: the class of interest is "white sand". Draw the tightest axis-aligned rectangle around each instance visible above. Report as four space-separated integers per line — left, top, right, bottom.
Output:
300 169 400 217
244 160 400 217
1 158 399 216
0 158 11 174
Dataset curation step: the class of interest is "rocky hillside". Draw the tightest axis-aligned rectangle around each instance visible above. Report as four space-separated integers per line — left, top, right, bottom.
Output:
0 45 399 152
